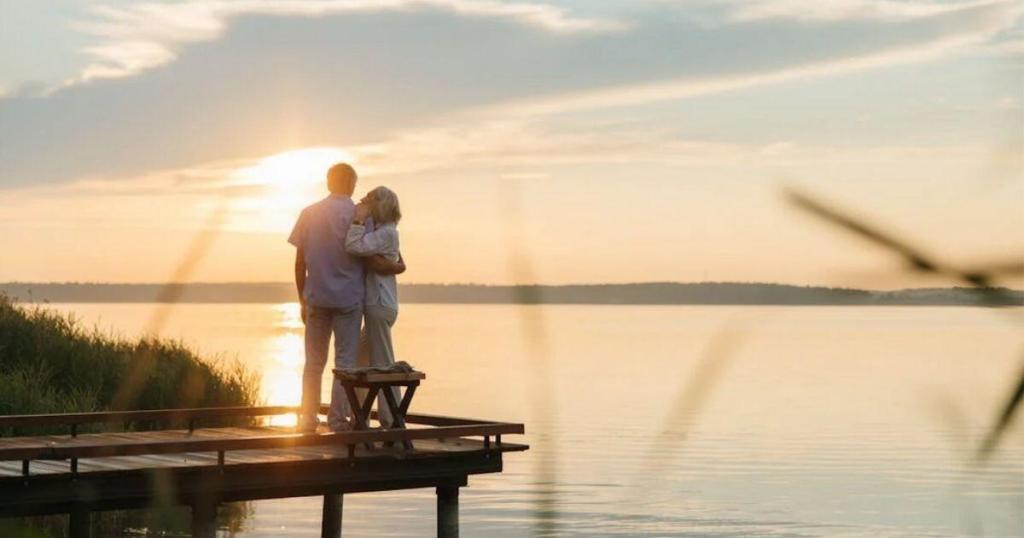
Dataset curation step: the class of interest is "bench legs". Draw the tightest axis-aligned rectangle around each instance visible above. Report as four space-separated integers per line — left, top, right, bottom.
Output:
338 379 420 434
322 493 344 538
437 486 459 538
381 386 415 450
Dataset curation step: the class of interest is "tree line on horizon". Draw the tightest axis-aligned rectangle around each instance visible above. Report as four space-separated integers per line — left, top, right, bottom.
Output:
2 281 1020 306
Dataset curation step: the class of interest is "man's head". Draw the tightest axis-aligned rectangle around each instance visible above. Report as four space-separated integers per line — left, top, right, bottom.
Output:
327 163 357 195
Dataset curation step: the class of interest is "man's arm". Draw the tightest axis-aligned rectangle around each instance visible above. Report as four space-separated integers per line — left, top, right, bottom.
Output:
366 252 406 276
294 247 307 323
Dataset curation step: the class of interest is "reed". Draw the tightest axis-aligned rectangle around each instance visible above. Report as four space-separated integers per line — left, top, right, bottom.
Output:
0 294 258 435
0 295 258 536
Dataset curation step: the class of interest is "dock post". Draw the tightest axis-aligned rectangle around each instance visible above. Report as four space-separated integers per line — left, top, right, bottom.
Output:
436 486 459 538
68 506 90 538
321 493 344 538
191 500 218 538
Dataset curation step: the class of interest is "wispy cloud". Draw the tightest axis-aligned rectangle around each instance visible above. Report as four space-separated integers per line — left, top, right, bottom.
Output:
69 0 623 85
718 0 1013 23
490 3 1019 115
972 35 1024 56
336 117 1008 178
350 120 752 173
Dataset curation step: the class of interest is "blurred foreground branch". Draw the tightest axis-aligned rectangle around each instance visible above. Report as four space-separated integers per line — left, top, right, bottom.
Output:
784 188 1023 462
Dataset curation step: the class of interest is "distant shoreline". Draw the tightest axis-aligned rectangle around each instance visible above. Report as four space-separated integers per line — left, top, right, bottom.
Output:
2 282 1021 307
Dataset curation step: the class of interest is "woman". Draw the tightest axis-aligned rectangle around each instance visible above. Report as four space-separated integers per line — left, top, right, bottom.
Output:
346 186 403 427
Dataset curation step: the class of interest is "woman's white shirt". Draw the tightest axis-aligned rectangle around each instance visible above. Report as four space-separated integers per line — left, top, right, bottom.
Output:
345 222 400 310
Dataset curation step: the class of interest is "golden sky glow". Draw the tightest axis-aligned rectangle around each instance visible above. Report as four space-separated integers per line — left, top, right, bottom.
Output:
0 1 1021 288
228 147 358 233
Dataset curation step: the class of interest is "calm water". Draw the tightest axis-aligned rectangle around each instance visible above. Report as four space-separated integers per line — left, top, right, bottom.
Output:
42 303 1024 537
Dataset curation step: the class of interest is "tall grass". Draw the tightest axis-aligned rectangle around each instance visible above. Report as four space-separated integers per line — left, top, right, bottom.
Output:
0 295 258 436
0 295 259 536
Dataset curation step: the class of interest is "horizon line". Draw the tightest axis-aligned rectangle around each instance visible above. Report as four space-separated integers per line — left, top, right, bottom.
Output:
3 281 1021 293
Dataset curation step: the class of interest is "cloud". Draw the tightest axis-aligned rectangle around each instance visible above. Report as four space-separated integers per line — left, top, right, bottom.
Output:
0 0 1019 189
350 120 752 173
993 96 1022 110
717 0 1011 23
489 14 1012 116
69 0 624 85
313 116 1014 178
2 88 1014 251
972 34 1024 56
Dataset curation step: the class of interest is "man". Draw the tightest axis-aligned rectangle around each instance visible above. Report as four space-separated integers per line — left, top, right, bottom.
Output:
288 163 404 432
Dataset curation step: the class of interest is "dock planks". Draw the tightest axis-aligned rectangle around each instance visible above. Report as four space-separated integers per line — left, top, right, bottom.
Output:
0 426 520 479
0 406 527 537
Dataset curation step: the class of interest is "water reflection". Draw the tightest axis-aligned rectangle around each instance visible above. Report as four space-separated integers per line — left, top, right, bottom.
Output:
274 302 304 331
263 333 302 426
34 303 1024 537
264 303 304 426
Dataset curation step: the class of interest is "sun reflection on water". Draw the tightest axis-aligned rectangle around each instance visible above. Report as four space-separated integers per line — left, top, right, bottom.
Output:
264 303 305 426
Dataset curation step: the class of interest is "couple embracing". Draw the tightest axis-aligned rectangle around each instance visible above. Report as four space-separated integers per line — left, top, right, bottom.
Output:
288 163 405 433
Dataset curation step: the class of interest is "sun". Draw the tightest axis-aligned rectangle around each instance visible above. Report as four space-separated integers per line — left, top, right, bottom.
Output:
228 147 356 231
237 147 355 190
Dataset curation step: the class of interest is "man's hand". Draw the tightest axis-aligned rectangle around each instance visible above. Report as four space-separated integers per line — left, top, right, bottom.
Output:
367 252 406 275
300 301 308 325
394 252 406 275
353 203 371 224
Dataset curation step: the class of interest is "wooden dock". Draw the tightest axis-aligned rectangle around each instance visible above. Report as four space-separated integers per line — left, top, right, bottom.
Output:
0 405 527 537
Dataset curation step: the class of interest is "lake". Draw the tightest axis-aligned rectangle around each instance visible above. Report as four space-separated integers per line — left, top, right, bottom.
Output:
39 303 1024 537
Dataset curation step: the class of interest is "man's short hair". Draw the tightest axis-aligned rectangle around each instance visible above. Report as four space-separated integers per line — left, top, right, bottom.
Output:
327 163 357 194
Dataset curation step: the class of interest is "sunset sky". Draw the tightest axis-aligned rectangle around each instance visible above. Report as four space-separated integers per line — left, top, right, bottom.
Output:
1 0 1021 287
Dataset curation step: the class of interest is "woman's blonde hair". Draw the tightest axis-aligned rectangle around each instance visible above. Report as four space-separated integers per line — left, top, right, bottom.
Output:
369 186 401 224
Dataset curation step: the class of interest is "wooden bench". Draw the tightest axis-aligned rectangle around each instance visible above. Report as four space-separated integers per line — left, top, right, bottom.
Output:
333 370 425 449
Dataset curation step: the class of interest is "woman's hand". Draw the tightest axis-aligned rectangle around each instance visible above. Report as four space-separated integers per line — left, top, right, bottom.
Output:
353 203 371 224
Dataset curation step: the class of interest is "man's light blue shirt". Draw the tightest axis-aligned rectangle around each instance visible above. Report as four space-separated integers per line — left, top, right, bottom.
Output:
288 194 365 309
